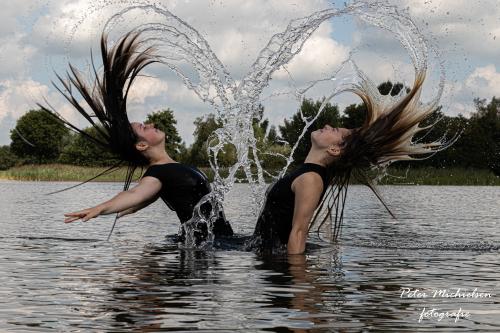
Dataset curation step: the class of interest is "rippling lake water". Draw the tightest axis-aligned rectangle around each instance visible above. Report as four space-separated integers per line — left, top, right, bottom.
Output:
0 181 499 332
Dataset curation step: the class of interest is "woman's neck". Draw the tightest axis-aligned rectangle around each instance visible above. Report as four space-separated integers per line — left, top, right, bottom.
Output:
304 147 332 167
147 147 176 165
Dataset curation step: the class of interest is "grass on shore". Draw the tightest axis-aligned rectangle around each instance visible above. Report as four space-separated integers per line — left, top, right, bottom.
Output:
0 164 144 182
376 167 500 186
0 164 498 185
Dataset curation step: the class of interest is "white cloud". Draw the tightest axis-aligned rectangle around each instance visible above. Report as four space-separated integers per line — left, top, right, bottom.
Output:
31 0 117 58
0 78 93 143
0 34 37 78
14 0 335 146
345 0 500 120
0 79 49 144
356 0 500 63
0 1 37 38
465 65 500 99
25 0 333 69
273 25 351 82
0 79 49 120
1 0 499 145
127 76 169 104
438 64 500 117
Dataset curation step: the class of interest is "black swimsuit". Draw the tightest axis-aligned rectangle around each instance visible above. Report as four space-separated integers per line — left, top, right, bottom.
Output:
142 163 233 237
253 163 328 251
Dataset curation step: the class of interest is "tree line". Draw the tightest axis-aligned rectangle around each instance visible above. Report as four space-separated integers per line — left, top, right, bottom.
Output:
1 81 499 175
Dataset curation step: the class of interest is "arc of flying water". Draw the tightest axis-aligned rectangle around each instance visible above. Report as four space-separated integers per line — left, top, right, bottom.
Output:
216 1 439 212
245 1 446 181
99 1 443 219
57 1 444 243
100 3 357 213
103 5 236 111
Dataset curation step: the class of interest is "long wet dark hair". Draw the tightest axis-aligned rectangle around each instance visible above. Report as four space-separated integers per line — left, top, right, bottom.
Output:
39 31 158 192
309 70 455 240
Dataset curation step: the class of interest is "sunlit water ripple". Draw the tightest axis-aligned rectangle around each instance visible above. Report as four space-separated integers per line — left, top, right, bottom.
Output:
0 181 499 332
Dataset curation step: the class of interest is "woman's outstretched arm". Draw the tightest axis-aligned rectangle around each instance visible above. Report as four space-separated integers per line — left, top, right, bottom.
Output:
116 193 160 219
287 173 324 254
64 176 162 223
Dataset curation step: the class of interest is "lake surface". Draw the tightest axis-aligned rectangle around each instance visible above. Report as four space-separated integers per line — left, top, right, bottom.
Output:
0 181 499 332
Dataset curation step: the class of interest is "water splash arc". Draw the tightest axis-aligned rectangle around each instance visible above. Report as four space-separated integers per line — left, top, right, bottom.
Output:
62 1 445 244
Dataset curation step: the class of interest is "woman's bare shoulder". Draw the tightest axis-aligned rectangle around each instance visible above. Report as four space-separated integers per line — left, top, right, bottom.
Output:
291 171 324 193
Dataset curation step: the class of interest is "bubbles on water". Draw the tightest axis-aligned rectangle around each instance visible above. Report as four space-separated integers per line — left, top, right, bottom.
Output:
348 239 500 252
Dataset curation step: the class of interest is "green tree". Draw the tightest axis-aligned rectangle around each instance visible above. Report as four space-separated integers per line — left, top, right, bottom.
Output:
341 103 366 128
267 125 279 145
176 143 190 164
463 97 500 172
251 106 290 170
356 89 499 173
58 127 119 166
10 109 69 164
377 81 409 96
410 98 499 172
279 98 342 164
0 145 18 170
395 109 468 169
188 114 223 166
145 109 183 160
188 106 279 168
252 104 270 145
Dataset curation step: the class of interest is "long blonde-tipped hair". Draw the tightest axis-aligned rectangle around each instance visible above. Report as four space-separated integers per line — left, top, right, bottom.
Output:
310 68 454 240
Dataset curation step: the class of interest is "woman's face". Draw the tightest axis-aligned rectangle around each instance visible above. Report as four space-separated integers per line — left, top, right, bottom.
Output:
131 122 165 147
311 124 352 149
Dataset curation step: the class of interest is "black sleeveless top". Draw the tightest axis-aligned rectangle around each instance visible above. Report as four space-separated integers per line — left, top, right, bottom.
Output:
253 163 328 251
143 163 211 223
142 164 233 239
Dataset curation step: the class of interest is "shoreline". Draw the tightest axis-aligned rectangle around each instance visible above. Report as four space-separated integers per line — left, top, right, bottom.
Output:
0 164 499 186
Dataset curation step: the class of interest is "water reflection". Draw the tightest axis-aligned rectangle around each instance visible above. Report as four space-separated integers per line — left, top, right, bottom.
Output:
1 182 499 331
100 244 219 331
254 250 346 332
98 243 351 332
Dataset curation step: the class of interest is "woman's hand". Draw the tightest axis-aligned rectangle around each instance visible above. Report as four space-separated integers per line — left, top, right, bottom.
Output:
64 206 104 223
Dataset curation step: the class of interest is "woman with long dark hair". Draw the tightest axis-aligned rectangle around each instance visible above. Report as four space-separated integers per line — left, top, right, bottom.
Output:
253 69 453 254
41 31 233 241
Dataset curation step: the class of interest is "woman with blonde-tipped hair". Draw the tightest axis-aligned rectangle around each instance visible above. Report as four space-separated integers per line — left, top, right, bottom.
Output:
253 69 451 254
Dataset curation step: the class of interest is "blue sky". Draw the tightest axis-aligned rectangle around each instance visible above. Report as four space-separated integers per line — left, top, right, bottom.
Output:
0 0 498 146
